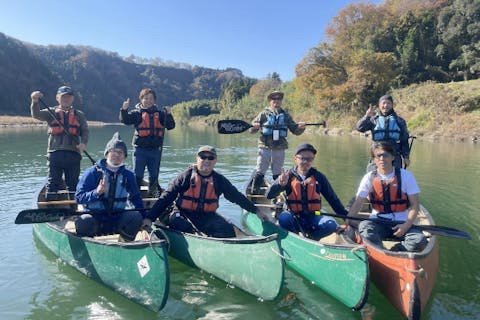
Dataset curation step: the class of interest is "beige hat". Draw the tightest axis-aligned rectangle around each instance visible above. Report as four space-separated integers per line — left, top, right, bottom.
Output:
197 145 217 157
267 91 284 101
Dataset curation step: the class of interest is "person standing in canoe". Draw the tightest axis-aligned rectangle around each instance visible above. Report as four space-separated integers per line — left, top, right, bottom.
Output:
119 88 175 197
347 141 427 252
249 91 306 193
143 145 264 237
265 143 348 240
75 132 144 241
356 94 410 171
30 86 89 201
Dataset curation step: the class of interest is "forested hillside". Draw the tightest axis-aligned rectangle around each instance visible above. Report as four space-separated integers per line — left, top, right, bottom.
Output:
0 32 251 121
1 0 479 140
211 0 479 141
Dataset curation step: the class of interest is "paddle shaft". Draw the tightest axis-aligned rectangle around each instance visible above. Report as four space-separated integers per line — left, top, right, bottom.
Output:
252 204 470 240
177 212 206 236
404 135 416 169
323 212 471 240
217 119 326 134
39 98 96 165
247 122 326 130
15 207 148 224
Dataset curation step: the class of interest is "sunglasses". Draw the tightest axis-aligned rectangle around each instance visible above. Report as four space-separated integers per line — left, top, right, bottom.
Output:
199 154 216 161
295 156 314 162
374 153 392 159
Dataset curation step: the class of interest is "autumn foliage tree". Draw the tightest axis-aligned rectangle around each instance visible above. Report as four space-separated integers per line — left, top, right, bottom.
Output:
293 0 480 117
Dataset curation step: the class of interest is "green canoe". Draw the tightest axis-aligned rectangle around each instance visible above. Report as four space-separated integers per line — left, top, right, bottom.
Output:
32 221 170 312
154 224 284 301
29 183 170 312
242 181 369 310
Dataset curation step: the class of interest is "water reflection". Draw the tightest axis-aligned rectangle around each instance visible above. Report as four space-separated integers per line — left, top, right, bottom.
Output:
0 125 479 320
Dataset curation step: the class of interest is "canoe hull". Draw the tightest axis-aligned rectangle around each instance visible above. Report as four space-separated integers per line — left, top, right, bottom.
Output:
33 222 170 312
367 241 439 319
361 205 439 320
159 226 284 300
241 211 369 310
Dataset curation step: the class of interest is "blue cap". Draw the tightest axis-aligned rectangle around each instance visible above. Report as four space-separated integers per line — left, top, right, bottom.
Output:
57 86 74 96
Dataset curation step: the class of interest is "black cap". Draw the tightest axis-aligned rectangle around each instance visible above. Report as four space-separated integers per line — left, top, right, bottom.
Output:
295 143 317 155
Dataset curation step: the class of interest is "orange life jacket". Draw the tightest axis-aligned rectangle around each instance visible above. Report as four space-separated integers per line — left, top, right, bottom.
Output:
177 170 219 213
136 110 164 137
286 174 322 214
369 168 409 213
48 109 80 136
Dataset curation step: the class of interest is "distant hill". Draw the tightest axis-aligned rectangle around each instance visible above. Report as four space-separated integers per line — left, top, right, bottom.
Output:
0 32 251 121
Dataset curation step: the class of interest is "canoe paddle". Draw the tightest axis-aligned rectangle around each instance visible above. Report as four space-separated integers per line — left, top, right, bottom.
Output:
217 119 326 134
39 98 96 165
15 207 149 224
252 204 471 240
322 212 472 240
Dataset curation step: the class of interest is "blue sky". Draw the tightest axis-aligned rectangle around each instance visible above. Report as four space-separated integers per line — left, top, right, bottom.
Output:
1 0 381 81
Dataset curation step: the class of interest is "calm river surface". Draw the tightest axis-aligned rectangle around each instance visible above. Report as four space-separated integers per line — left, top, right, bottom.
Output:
1 125 479 320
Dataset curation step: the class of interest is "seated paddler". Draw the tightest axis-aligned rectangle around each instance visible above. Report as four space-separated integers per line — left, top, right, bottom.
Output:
74 132 144 241
265 143 348 240
143 145 265 238
347 141 427 252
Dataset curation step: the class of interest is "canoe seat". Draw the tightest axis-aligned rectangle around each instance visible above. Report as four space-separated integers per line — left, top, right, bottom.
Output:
248 194 268 199
64 220 148 242
64 220 77 233
382 240 399 250
319 232 343 244
95 234 122 242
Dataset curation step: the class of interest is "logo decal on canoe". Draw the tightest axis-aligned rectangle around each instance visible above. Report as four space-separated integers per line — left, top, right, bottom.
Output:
137 255 150 278
311 249 354 261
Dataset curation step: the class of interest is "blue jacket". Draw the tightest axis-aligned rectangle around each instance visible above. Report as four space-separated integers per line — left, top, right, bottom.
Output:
75 159 144 213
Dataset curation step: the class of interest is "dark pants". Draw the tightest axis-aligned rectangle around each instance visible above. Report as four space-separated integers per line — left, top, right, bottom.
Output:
75 211 144 241
277 211 338 240
47 150 81 193
133 147 161 185
169 211 235 238
358 220 427 252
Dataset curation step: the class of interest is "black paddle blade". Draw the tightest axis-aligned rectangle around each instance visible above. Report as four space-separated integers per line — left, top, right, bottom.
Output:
418 225 472 240
15 208 76 224
217 120 252 134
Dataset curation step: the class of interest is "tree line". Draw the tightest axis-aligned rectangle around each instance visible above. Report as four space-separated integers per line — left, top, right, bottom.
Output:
209 0 479 139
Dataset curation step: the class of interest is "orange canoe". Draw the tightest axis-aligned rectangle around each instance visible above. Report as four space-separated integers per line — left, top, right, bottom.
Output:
349 205 439 319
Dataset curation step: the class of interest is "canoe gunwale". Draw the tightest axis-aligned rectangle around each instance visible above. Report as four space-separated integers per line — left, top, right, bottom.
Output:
155 223 279 245
43 219 168 249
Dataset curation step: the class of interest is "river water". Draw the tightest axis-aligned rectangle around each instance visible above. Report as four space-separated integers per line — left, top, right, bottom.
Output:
1 125 478 320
